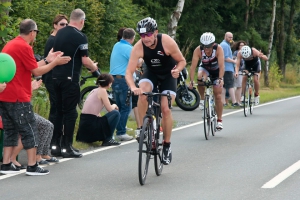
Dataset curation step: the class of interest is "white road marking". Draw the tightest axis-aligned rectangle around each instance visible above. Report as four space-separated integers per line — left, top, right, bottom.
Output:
0 95 299 181
261 160 300 188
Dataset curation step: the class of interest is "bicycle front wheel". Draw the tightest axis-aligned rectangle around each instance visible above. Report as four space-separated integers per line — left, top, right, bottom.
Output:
250 84 254 115
154 122 163 176
203 96 211 140
243 85 250 117
211 104 216 136
138 117 152 185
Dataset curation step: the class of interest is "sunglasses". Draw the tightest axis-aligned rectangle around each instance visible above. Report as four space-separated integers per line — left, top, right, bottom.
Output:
139 32 153 38
203 44 213 49
59 23 68 26
30 30 39 34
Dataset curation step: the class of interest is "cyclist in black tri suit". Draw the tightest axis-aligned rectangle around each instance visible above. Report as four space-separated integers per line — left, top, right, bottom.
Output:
188 32 225 130
125 17 186 165
235 45 268 105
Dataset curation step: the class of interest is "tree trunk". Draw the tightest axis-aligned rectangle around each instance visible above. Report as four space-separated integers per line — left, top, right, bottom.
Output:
167 0 185 39
265 0 276 87
245 0 250 29
283 0 297 74
278 0 286 76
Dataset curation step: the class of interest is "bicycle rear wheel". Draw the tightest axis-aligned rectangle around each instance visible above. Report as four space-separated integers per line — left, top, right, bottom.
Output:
154 122 163 176
203 96 211 140
138 118 152 185
243 85 250 117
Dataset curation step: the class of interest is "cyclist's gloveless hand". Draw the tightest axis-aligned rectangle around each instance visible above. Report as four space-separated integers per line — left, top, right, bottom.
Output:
131 87 143 96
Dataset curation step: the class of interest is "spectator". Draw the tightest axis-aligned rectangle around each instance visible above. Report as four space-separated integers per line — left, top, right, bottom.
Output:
43 14 68 126
233 40 247 106
51 8 98 158
220 32 238 107
109 28 136 141
76 74 121 146
117 27 126 42
9 80 59 169
0 19 70 175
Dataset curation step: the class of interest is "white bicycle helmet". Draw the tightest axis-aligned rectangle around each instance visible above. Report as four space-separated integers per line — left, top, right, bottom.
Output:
240 46 252 58
200 32 215 45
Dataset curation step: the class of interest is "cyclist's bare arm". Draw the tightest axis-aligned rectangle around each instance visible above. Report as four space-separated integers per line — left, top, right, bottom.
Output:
161 34 186 75
189 46 201 88
82 56 98 72
216 45 225 80
252 47 268 61
235 52 242 74
125 40 144 94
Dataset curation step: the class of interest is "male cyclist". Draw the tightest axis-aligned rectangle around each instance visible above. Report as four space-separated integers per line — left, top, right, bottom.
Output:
125 17 186 165
235 45 268 105
188 32 225 130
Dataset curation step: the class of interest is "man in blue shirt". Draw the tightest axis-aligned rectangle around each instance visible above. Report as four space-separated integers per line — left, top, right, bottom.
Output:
110 28 136 141
220 32 239 106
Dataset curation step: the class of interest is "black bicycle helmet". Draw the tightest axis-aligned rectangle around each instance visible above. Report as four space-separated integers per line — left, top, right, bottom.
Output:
136 17 157 33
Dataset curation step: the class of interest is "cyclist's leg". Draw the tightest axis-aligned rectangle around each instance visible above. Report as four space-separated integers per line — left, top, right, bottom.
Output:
160 75 176 165
137 69 156 128
197 67 209 100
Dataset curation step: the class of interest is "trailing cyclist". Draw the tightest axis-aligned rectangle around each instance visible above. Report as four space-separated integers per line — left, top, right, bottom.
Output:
125 17 186 165
188 32 225 131
235 45 268 105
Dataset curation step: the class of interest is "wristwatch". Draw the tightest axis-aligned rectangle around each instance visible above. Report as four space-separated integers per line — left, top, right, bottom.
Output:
43 58 49 65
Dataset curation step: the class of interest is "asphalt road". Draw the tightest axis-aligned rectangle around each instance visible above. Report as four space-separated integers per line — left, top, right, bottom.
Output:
1 96 300 200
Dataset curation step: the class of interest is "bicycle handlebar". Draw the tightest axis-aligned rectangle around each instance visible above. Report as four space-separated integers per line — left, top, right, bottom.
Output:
125 89 172 109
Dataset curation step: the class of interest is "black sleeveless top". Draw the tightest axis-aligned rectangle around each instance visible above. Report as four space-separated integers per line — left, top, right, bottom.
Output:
142 34 177 75
244 48 259 67
199 44 219 70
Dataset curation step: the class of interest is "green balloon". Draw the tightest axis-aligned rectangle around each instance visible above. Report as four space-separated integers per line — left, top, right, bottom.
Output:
0 53 16 83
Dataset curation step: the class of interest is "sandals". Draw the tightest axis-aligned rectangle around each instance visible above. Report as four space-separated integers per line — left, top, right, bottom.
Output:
45 157 59 163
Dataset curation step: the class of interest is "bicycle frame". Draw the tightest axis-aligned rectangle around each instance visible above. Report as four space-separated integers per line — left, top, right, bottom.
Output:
199 77 217 140
242 70 257 117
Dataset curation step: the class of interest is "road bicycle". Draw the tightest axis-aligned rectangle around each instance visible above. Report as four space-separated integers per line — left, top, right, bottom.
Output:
78 71 115 109
198 77 218 140
175 68 200 111
242 70 257 117
126 87 172 185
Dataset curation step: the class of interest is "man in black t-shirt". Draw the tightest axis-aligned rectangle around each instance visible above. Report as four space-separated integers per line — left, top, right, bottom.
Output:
51 8 98 158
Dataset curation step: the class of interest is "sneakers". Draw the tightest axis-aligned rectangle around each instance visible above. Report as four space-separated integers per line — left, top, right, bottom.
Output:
162 144 172 165
0 162 20 174
240 96 244 102
37 159 49 166
216 121 223 131
134 129 141 138
102 139 121 146
199 100 204 110
26 163 50 176
116 134 133 141
231 103 239 107
254 96 260 105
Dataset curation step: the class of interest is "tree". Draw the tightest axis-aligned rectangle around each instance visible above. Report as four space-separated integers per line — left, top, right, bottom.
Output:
167 0 185 39
265 0 277 87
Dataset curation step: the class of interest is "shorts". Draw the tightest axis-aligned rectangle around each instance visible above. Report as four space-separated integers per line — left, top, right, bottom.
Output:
245 59 261 73
234 74 243 88
140 68 177 96
198 67 219 79
223 71 234 89
0 102 38 149
132 93 138 109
